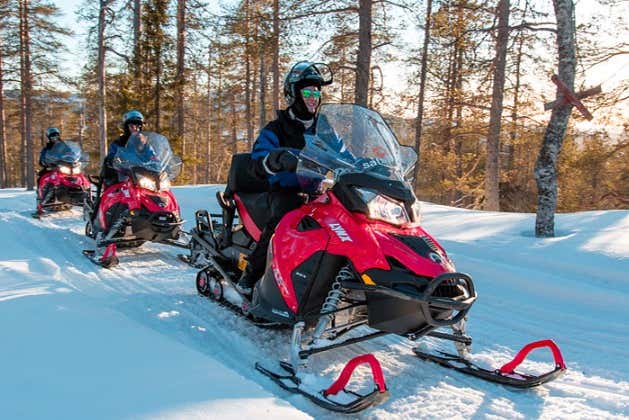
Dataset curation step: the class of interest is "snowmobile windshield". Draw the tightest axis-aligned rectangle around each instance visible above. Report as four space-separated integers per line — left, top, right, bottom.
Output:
43 141 87 167
112 132 182 179
297 104 417 192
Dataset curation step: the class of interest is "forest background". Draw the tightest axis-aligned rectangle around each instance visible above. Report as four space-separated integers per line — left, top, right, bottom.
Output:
0 0 626 216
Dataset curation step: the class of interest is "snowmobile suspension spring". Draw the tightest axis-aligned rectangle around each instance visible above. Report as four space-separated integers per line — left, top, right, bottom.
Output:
40 187 54 204
312 265 353 340
104 211 130 241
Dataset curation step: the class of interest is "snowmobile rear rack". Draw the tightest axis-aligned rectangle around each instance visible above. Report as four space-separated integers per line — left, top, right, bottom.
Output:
256 353 389 413
413 339 566 388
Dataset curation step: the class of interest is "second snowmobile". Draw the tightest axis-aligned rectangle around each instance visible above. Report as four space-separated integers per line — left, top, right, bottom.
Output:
189 104 566 412
83 132 186 267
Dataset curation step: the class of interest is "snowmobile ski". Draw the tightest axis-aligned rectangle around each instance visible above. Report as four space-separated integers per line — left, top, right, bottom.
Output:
256 354 389 414
413 339 566 388
83 244 119 268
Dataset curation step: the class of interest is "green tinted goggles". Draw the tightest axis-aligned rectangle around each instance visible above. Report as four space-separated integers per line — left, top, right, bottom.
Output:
301 89 321 99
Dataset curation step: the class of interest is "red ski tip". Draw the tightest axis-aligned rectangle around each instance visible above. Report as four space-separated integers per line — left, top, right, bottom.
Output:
324 353 387 396
499 339 567 374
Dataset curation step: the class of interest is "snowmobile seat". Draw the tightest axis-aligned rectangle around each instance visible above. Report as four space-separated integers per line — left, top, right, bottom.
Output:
223 153 271 240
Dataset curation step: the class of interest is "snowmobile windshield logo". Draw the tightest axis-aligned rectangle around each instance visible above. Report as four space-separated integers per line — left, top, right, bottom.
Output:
328 223 352 242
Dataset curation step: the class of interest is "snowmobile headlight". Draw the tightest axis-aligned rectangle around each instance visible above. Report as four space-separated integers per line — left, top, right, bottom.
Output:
72 165 82 175
137 174 158 191
59 165 72 175
355 187 410 226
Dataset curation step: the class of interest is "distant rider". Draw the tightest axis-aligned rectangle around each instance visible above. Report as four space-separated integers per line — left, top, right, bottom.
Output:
38 127 63 176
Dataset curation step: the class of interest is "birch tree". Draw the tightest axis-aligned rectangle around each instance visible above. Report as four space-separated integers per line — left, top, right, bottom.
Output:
0 19 8 188
534 0 576 237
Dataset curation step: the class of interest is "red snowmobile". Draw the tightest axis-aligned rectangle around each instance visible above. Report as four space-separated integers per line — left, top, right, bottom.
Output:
83 132 186 267
34 141 90 218
190 104 566 412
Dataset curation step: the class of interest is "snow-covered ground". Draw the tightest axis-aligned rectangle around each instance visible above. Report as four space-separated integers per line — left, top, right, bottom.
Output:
1 185 627 419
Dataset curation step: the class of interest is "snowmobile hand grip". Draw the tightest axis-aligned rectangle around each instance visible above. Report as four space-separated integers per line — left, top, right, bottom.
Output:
323 354 387 396
499 339 567 374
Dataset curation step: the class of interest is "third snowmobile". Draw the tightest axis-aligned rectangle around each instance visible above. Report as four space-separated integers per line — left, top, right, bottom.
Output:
34 140 89 218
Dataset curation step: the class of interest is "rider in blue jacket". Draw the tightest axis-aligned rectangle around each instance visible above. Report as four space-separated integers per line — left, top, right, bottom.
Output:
236 61 333 295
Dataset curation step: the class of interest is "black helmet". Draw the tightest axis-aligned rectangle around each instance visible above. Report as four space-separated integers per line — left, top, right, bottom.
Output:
46 127 61 140
122 110 144 127
283 62 333 107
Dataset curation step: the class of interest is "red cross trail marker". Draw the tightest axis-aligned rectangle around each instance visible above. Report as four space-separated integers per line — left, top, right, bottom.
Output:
543 74 601 120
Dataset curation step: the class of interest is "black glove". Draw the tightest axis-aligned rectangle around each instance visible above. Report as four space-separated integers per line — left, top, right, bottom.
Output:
265 148 298 173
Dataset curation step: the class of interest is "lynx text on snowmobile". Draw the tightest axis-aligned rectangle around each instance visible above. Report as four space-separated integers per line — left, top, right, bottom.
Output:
190 104 566 412
34 141 90 218
83 132 186 267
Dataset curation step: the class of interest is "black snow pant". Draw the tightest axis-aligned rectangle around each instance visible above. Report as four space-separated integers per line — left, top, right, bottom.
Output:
242 191 305 286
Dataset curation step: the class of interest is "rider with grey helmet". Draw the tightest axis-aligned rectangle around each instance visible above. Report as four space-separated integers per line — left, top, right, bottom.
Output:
100 110 145 187
39 127 62 169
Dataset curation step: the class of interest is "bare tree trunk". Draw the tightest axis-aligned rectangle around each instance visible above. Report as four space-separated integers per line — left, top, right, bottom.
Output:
485 0 510 211
176 0 185 138
245 34 252 146
97 0 109 164
354 0 372 107
133 0 142 87
176 0 186 178
0 29 8 188
230 92 237 154
413 0 432 189
508 30 525 171
216 63 223 180
534 0 576 237
206 44 212 182
509 3 528 172
192 79 198 185
154 50 162 131
259 48 267 127
77 101 85 149
272 0 280 111
453 44 464 205
19 0 34 189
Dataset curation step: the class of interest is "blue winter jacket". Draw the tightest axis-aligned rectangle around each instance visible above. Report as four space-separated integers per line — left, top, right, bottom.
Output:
251 109 314 189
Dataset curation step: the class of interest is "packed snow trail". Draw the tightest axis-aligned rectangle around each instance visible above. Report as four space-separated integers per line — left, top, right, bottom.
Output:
0 186 627 419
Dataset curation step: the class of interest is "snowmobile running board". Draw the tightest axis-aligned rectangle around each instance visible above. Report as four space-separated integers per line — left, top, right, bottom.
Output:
413 339 567 388
256 354 389 413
